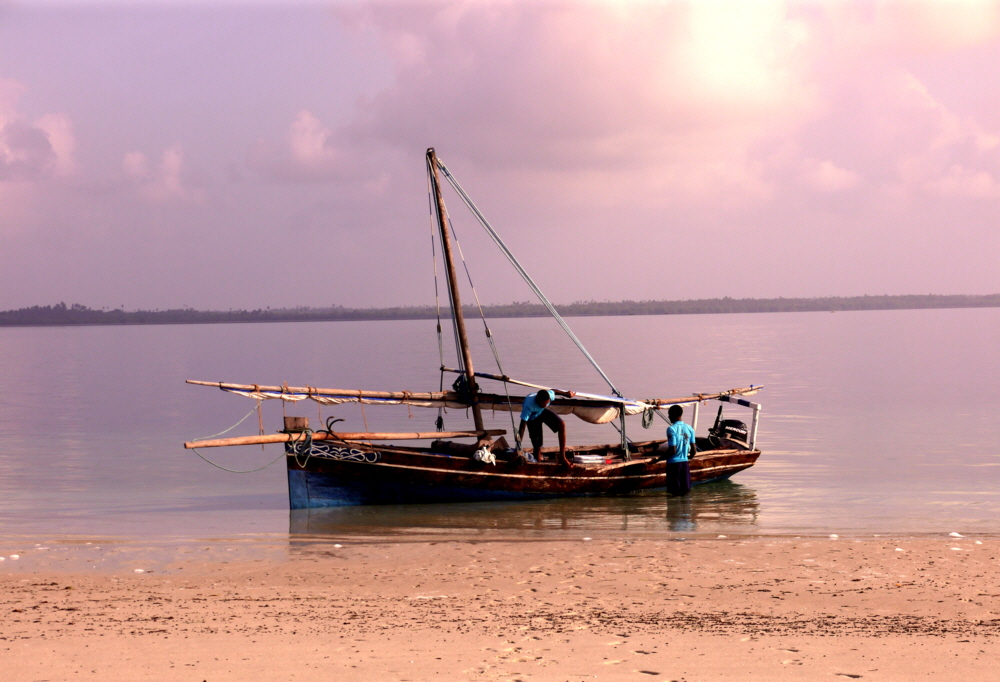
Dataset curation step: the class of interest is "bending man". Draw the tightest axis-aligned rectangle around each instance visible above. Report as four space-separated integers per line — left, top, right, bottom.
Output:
659 404 696 496
517 388 576 467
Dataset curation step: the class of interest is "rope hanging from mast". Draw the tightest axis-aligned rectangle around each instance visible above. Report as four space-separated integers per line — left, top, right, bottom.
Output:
427 156 466 376
442 200 522 450
427 171 449 430
187 403 288 473
426 148 485 433
435 158 624 399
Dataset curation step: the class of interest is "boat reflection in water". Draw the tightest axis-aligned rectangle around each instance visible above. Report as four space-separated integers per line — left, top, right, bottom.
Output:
288 480 759 542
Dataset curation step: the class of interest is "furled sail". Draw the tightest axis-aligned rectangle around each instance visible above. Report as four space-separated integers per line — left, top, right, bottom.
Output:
186 380 760 425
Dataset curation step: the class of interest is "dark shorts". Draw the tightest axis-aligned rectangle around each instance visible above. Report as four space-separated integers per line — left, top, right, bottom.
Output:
527 408 562 449
665 460 692 497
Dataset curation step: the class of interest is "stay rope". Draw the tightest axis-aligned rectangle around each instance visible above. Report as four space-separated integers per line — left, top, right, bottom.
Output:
428 170 451 431
188 402 287 473
427 155 466 376
190 447 286 474
436 159 624 399
443 205 521 450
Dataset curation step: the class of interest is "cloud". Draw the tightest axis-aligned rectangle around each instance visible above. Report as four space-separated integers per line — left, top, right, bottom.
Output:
290 110 338 166
123 144 201 203
873 0 1000 50
805 159 862 192
0 78 76 183
925 163 1000 198
0 119 56 182
314 0 998 216
0 78 79 231
333 1 820 203
34 113 76 176
869 70 1000 201
3 2 997 310
248 109 362 183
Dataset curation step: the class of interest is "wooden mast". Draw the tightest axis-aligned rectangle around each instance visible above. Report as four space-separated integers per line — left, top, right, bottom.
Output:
427 147 485 434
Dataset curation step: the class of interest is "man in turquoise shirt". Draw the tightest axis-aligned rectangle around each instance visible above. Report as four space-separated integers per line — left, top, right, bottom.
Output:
660 404 696 496
517 388 576 467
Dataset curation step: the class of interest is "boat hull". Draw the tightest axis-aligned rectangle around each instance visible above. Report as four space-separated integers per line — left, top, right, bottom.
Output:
285 441 760 508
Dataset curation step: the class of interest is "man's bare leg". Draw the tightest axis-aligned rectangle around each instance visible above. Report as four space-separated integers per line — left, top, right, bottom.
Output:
557 422 572 467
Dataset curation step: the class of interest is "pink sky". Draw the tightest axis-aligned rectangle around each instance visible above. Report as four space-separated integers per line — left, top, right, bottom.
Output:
1 1 997 310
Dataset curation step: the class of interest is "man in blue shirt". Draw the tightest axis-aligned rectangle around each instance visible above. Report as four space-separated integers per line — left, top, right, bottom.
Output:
517 388 576 467
659 404 696 496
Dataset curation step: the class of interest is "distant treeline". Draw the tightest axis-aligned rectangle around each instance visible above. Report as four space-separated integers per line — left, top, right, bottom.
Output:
1 295 997 328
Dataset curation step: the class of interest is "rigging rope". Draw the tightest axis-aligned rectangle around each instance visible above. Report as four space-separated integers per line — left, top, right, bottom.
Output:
642 406 655 429
193 402 261 440
190 447 286 474
288 417 350 470
427 154 466 376
436 159 624 399
188 402 287 473
428 171 448 431
443 207 521 450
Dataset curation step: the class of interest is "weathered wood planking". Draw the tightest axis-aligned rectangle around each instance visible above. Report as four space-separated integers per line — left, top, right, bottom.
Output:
284 439 760 507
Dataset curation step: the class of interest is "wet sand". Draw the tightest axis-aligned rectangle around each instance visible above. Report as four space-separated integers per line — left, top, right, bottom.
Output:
2 535 998 680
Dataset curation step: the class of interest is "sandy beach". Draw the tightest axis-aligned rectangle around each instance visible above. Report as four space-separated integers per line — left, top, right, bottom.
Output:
2 534 997 680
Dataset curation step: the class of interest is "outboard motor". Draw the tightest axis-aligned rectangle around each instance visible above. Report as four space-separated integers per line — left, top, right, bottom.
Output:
708 405 750 449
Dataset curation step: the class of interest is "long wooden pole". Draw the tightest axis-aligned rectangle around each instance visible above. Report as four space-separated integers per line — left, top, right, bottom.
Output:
427 148 485 433
185 429 506 449
186 379 762 409
439 367 552 391
186 379 451 401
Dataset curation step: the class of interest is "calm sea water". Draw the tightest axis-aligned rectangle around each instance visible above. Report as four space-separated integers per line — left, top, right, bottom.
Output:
0 308 997 542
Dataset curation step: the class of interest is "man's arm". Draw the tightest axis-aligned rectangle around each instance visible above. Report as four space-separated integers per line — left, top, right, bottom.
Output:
517 419 527 447
554 389 576 398
658 427 676 461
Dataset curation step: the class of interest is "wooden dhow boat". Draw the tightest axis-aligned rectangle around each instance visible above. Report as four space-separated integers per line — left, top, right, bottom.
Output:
185 149 763 508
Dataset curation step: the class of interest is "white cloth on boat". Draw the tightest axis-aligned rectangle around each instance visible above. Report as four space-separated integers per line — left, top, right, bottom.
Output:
221 387 647 424
225 389 308 402
473 446 496 465
476 399 622 424
222 387 443 408
476 398 646 424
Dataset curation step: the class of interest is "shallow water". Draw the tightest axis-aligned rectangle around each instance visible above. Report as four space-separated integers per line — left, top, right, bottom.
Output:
0 308 997 542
